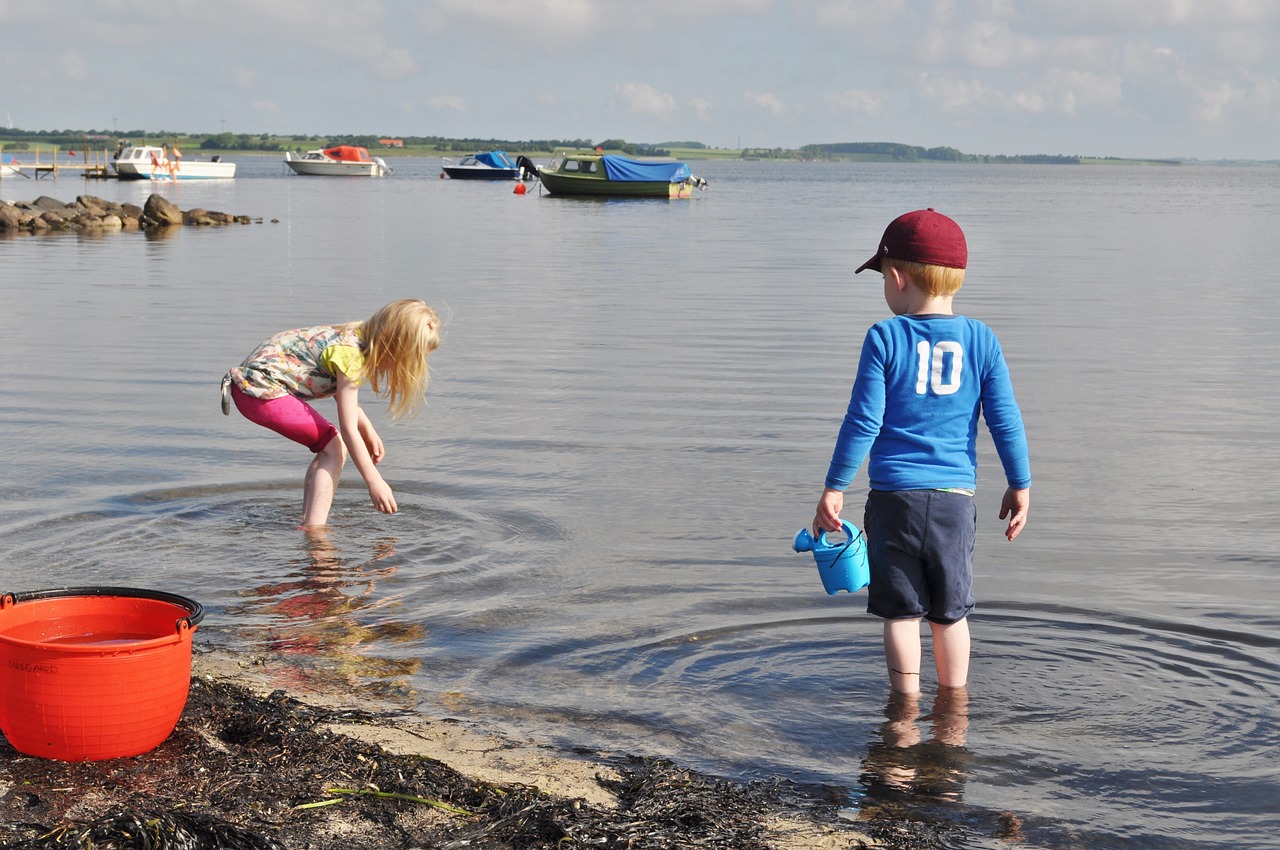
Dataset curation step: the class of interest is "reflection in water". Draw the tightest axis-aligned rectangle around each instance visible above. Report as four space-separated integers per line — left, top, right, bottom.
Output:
858 688 971 814
230 529 423 701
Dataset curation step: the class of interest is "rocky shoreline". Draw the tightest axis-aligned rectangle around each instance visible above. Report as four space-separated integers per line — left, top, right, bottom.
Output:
0 193 261 233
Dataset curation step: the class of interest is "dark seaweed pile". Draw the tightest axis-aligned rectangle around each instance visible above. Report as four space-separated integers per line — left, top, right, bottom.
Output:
0 678 863 850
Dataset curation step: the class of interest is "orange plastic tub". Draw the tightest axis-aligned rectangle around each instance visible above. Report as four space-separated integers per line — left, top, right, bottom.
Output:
0 587 204 761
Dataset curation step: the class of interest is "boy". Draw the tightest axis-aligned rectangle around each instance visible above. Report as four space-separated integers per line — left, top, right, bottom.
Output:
813 209 1031 694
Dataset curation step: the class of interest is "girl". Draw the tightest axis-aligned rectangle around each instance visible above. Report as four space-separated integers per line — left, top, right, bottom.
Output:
221 299 441 527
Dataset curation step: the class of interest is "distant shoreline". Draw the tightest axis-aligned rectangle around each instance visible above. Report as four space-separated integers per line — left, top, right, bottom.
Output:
3 131 1274 166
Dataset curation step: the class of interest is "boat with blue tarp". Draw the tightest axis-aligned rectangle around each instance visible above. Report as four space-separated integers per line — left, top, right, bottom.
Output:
442 150 535 180
536 149 707 198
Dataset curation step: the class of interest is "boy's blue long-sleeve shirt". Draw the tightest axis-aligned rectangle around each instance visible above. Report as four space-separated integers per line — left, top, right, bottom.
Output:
825 314 1031 492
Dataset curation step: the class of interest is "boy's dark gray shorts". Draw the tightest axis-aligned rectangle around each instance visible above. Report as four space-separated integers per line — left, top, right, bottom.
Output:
863 489 977 624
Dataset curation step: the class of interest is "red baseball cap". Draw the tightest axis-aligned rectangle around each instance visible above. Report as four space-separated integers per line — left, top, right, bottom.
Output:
855 208 967 274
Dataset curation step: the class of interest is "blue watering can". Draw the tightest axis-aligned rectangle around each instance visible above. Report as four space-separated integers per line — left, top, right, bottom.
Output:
793 520 870 594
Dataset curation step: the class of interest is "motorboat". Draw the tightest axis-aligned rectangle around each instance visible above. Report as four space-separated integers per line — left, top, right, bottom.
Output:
114 145 236 180
441 150 536 180
536 149 707 198
284 145 391 177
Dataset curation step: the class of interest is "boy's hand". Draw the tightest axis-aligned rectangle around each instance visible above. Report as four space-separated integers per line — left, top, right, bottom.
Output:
813 487 845 536
1000 487 1030 541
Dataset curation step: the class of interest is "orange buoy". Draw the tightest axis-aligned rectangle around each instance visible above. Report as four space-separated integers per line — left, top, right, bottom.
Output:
513 182 527 195
439 172 446 179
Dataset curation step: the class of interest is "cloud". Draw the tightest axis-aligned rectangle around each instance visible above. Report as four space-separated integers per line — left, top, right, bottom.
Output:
420 0 600 42
60 49 91 83
689 97 712 121
230 66 258 90
428 95 467 111
825 88 885 115
613 83 677 119
807 0 908 30
745 91 787 117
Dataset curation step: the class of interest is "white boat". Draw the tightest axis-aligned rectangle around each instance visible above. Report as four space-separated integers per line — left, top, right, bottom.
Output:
284 145 391 177
441 150 533 180
113 145 236 180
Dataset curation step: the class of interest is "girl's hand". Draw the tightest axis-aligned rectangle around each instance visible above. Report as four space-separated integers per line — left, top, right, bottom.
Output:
368 479 398 514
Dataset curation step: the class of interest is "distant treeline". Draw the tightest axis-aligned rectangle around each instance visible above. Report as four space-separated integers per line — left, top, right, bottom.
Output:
799 142 1083 164
0 128 1183 164
0 128 673 157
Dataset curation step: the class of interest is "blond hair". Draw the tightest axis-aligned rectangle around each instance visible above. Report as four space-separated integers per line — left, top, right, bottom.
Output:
352 299 441 421
883 257 965 297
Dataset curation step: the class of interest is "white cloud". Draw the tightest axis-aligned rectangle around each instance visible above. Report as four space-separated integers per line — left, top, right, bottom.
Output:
230 66 257 90
825 88 885 115
60 49 91 82
614 83 677 119
689 97 712 121
428 95 467 111
807 0 908 30
745 91 787 117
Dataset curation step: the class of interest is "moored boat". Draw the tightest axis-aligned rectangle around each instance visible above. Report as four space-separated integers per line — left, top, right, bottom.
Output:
114 145 236 180
442 150 534 180
536 149 707 198
284 146 391 177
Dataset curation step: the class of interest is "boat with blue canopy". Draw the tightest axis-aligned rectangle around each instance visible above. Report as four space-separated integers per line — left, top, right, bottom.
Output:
442 150 535 180
536 149 708 198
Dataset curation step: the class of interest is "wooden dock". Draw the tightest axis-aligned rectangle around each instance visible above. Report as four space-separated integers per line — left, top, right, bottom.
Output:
1 145 114 180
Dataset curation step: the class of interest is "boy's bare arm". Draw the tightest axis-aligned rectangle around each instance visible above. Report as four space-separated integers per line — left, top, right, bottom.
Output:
999 487 1030 541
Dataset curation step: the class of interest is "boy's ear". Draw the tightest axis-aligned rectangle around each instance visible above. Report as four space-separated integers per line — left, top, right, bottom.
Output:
885 264 908 292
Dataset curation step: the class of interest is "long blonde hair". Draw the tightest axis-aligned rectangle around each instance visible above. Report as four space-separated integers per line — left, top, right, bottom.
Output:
353 299 441 421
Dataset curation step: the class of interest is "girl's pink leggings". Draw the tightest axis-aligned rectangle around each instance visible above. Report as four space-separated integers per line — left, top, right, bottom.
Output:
231 384 338 453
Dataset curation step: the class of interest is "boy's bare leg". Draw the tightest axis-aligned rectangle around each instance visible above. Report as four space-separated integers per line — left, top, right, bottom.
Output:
930 618 971 689
884 618 923 694
301 436 347 527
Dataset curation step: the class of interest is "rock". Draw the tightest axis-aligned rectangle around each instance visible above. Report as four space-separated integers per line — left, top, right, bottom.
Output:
0 193 254 234
141 193 183 227
32 196 70 212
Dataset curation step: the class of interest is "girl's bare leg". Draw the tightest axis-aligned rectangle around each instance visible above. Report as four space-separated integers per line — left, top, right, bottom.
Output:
884 618 923 694
301 436 347 527
930 618 971 689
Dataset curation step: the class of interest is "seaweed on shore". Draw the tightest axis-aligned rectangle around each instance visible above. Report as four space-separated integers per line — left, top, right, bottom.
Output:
0 678 841 850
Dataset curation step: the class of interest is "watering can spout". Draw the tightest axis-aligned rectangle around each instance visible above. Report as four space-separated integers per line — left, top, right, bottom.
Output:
793 528 815 553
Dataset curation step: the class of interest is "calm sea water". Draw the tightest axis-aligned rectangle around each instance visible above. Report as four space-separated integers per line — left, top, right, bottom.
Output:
2 156 1278 848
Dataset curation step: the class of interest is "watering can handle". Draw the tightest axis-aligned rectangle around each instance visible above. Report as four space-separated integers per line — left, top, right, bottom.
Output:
816 520 857 548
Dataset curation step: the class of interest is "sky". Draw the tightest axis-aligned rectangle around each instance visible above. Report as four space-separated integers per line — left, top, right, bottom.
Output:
2 0 1279 160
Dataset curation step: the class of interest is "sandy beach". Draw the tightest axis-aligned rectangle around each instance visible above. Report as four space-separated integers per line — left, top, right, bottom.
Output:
0 647 881 849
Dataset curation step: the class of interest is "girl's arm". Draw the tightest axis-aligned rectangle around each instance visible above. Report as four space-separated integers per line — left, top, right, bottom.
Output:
333 375 397 514
356 405 385 464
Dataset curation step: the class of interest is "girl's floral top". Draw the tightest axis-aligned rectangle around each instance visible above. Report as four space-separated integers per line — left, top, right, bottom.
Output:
225 324 365 400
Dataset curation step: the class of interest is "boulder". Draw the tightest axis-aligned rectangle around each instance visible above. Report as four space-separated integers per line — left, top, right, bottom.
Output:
0 193 253 233
141 193 183 227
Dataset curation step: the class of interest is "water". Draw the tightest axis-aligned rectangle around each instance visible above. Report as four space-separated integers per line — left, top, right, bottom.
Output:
3 156 1279 848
